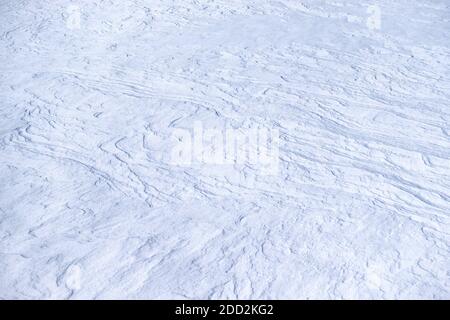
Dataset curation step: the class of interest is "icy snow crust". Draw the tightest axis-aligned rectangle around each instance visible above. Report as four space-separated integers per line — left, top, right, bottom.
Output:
1 0 450 299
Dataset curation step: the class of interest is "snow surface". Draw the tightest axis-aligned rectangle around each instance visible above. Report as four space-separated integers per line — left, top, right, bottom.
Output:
1 0 450 299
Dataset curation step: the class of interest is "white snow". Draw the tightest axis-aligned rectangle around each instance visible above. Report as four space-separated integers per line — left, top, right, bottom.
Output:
0 0 449 299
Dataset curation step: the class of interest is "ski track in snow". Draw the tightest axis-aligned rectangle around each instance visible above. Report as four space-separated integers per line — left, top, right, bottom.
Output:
0 0 450 299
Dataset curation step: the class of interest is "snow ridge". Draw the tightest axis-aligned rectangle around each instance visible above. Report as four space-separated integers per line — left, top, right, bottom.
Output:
0 0 449 299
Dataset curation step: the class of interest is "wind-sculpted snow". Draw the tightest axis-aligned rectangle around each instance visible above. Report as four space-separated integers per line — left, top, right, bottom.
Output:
0 0 449 299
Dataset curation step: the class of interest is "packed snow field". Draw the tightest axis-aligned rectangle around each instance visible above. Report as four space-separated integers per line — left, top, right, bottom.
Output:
1 0 450 299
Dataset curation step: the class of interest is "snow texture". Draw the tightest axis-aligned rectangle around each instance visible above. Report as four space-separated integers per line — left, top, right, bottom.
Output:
1 0 450 299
